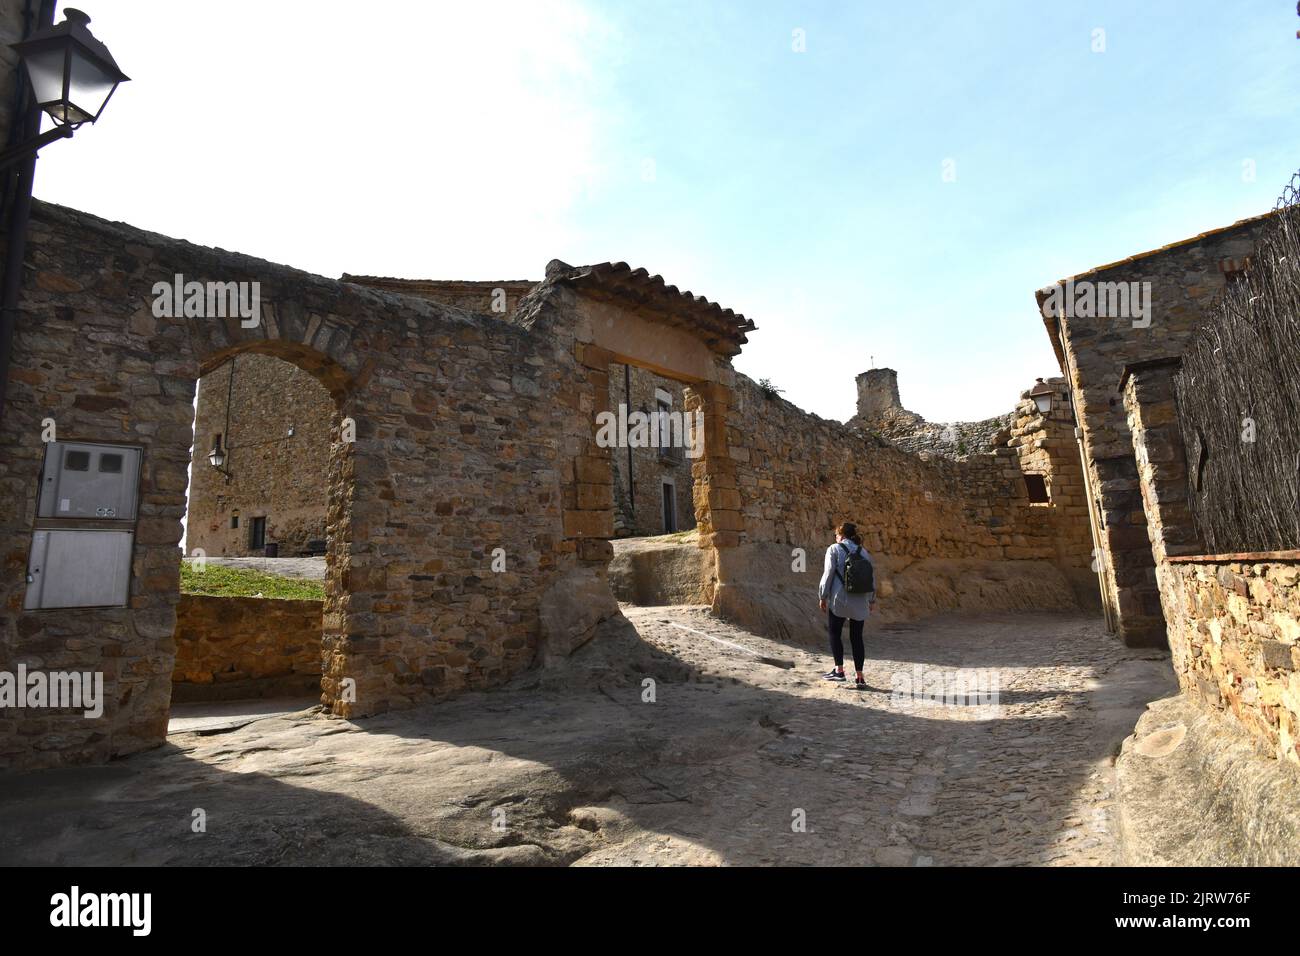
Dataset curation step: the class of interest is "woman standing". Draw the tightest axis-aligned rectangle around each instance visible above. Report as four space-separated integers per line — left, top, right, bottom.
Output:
818 521 877 690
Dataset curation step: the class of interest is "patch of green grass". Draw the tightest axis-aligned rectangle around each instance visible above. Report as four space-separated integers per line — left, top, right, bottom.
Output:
652 528 698 541
181 562 323 601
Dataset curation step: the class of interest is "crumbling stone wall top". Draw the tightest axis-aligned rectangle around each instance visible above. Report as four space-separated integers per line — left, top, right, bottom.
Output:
847 366 1015 461
340 276 536 317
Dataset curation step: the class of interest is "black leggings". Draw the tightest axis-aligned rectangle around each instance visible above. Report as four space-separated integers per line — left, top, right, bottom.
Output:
828 611 865 671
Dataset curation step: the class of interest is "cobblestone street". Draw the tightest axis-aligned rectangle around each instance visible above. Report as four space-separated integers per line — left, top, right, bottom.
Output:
588 607 1176 865
0 607 1175 866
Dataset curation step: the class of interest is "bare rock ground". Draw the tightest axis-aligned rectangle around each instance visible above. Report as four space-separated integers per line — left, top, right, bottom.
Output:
0 607 1175 866
1116 692 1300 865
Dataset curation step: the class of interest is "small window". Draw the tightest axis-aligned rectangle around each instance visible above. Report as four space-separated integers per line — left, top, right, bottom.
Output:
65 450 90 471
1025 474 1050 503
98 453 123 473
230 515 240 529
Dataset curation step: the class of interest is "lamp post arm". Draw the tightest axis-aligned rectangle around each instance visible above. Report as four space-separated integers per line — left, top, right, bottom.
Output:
0 124 73 173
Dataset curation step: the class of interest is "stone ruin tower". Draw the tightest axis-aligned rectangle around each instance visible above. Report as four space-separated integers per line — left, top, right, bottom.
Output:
855 368 906 422
848 366 1011 458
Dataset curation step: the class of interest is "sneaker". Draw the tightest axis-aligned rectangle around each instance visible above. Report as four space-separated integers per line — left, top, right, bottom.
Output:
853 676 868 691
822 669 847 682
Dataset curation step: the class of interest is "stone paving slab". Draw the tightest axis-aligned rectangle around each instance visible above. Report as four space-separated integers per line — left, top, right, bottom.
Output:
0 608 1177 866
167 698 321 735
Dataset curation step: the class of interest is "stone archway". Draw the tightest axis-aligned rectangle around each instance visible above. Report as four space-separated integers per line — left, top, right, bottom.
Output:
181 296 383 719
2 203 589 771
544 262 754 613
182 338 357 718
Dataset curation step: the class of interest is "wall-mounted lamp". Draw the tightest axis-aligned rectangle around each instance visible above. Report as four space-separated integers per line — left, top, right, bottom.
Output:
2 9 129 170
1029 378 1054 415
1 6 130 430
208 435 231 480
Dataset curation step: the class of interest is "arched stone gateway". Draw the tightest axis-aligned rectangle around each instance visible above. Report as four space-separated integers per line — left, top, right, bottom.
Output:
0 203 751 770
0 204 557 766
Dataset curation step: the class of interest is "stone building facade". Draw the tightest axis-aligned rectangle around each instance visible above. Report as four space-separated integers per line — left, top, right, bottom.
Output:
1035 212 1276 647
606 362 696 537
1003 376 1098 608
187 353 333 556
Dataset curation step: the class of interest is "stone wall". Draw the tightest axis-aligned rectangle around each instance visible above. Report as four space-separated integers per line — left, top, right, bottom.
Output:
184 278 541 558
1007 377 1099 606
1037 211 1276 646
850 368 1095 606
1122 357 1299 766
0 201 587 771
707 372 1091 642
340 277 535 318
730 372 1077 558
188 353 333 556
1162 555 1300 766
171 594 322 702
606 362 696 537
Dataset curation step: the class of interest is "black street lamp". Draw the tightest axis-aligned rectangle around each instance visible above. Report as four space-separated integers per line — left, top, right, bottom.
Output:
1 8 128 170
15 8 128 124
0 3 127 427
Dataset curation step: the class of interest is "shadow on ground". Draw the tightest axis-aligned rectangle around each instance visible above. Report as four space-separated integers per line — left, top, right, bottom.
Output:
0 607 1176 866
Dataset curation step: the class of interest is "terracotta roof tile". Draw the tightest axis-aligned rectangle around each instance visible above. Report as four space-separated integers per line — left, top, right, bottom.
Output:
550 260 756 355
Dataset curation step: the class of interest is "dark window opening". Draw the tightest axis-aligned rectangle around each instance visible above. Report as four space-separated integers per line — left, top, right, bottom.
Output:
249 516 267 550
1025 474 1050 503
656 396 683 463
230 515 239 529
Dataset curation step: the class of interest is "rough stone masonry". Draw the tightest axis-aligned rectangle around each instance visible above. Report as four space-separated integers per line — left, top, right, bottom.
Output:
0 201 1100 771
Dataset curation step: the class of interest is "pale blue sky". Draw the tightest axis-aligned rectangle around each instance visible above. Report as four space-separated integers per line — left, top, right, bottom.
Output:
35 1 1300 422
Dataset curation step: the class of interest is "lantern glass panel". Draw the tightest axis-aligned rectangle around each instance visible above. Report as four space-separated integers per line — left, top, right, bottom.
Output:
67 50 117 120
22 46 68 107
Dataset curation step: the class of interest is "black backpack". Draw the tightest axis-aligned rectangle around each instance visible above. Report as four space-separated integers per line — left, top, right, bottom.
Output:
837 542 874 595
